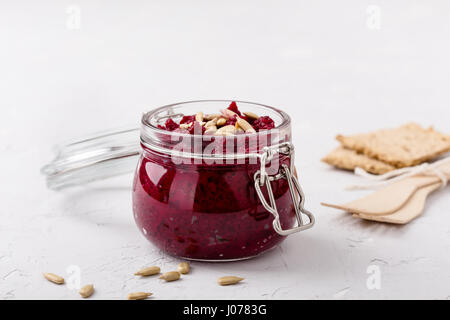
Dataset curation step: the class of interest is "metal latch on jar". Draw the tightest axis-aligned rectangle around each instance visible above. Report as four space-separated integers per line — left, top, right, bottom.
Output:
254 142 315 236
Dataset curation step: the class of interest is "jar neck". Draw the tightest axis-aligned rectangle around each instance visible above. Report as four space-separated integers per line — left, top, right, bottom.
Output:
140 141 292 173
140 128 292 160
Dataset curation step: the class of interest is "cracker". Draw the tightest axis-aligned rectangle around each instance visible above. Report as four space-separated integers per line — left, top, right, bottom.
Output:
322 147 396 175
336 123 450 168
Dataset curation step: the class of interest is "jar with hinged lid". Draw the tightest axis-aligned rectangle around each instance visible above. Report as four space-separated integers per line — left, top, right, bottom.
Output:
42 100 314 261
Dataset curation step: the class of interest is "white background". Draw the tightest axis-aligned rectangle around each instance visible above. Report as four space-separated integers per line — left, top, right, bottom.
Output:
1 0 450 299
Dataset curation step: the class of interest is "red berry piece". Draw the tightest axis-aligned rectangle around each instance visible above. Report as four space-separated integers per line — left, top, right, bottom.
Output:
227 101 243 117
188 121 206 135
252 116 275 131
180 115 196 124
164 118 180 131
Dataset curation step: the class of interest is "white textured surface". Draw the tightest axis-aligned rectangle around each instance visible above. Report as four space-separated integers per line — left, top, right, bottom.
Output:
1 1 450 300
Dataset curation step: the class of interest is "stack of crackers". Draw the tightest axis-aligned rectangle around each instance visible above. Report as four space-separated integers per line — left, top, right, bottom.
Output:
322 123 450 174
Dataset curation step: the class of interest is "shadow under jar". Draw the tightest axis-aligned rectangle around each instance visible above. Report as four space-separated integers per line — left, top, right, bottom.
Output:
133 100 314 261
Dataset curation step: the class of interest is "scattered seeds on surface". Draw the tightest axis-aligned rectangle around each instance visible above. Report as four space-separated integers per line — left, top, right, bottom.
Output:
127 292 152 300
43 273 65 285
159 271 181 282
79 284 94 298
217 276 244 286
177 262 190 274
134 266 161 277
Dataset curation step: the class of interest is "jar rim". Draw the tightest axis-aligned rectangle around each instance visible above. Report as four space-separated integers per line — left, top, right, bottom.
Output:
141 99 291 136
139 100 292 159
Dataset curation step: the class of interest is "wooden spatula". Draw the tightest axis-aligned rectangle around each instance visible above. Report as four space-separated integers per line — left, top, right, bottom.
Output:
321 175 441 216
353 182 442 224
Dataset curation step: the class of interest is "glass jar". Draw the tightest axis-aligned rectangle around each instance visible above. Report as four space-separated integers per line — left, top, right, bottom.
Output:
42 100 314 261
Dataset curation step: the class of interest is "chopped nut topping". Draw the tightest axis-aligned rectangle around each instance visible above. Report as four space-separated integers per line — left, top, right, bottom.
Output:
156 101 275 135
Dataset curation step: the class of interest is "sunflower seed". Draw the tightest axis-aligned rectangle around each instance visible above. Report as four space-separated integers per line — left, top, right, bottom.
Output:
127 292 152 300
236 118 256 133
177 262 190 274
195 112 204 122
79 284 94 298
179 123 193 129
43 273 65 285
204 113 221 121
216 118 227 126
205 126 217 135
243 111 259 120
215 125 236 135
218 276 244 286
134 266 160 277
205 118 218 128
159 271 181 282
221 109 237 119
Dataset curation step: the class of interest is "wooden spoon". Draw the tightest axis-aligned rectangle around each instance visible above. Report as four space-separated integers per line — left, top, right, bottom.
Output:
353 182 442 224
321 175 440 216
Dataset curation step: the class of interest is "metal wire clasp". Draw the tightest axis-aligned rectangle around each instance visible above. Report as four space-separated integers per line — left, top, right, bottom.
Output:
254 142 315 236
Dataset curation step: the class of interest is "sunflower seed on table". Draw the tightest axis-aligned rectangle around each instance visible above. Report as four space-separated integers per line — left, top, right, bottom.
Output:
134 266 160 277
159 271 181 282
177 262 190 274
79 284 94 298
217 276 244 286
43 273 65 285
127 292 152 300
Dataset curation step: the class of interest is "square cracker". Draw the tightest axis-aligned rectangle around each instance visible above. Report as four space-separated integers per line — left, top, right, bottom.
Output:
322 147 396 175
336 123 450 168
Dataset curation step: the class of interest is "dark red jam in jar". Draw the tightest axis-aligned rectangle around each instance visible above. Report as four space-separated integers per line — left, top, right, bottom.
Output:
132 100 314 261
